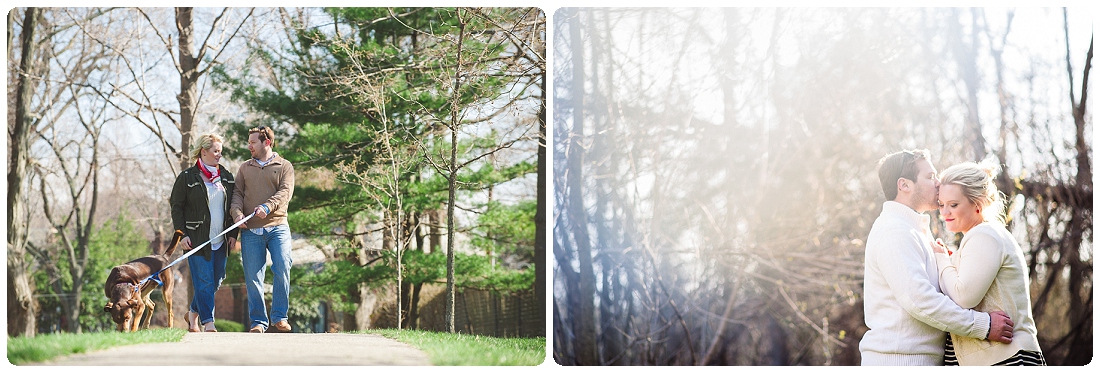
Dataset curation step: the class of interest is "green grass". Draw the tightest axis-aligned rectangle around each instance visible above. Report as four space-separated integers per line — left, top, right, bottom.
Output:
7 328 186 365
371 329 546 366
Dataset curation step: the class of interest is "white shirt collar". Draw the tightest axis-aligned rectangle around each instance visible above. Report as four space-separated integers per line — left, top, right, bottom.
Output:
882 200 931 229
254 152 278 167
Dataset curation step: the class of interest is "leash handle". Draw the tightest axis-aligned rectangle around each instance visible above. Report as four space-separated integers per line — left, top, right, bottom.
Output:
138 212 256 288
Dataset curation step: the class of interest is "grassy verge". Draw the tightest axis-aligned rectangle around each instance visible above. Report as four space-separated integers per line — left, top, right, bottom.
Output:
371 329 545 366
7 328 186 365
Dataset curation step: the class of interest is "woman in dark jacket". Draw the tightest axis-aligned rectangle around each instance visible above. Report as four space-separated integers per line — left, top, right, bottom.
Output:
170 133 237 332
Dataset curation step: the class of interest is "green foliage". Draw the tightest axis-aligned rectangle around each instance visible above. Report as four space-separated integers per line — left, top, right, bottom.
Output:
212 319 245 333
7 328 185 365
223 250 244 286
371 328 545 366
452 252 536 294
291 247 535 315
471 200 537 264
287 184 372 237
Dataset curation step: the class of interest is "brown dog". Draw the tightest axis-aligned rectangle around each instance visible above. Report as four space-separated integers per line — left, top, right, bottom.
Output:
103 230 181 331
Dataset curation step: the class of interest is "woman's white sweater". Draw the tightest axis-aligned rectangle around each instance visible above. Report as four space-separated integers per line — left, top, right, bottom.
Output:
860 201 990 365
933 222 1041 365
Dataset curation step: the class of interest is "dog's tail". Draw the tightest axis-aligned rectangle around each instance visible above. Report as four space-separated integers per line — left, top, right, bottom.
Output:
166 230 185 256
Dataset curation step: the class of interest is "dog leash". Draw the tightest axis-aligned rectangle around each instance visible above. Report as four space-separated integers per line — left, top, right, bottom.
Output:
137 212 256 289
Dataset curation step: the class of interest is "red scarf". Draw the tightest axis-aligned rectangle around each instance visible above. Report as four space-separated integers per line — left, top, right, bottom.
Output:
197 159 223 189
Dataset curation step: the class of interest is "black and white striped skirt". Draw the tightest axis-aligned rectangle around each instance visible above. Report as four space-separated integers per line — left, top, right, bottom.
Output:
944 334 1046 366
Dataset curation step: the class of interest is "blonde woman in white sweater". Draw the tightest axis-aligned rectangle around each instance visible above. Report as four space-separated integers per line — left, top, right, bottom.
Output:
933 162 1045 365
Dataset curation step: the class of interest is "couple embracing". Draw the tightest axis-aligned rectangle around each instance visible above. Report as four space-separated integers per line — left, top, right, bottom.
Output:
860 149 1045 366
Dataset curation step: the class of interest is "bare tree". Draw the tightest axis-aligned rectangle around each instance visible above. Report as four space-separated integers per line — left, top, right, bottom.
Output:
26 51 113 333
7 6 42 338
554 7 1090 366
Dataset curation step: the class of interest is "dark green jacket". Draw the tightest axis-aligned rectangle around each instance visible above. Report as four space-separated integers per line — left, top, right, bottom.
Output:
169 165 237 260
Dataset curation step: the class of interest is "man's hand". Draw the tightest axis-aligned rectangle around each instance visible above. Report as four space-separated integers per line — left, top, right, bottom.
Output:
254 206 268 220
181 236 193 251
986 310 1014 343
226 237 237 250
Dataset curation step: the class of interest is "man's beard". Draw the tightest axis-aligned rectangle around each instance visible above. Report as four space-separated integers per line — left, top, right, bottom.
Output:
912 184 937 212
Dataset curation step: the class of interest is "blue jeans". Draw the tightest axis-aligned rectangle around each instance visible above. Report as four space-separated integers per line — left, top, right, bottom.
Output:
187 243 227 324
241 225 293 330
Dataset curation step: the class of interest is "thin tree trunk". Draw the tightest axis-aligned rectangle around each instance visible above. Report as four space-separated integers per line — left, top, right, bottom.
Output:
568 7 600 365
409 282 422 329
952 8 986 159
429 209 441 254
1063 11 1092 363
7 6 41 338
400 281 411 329
445 9 468 334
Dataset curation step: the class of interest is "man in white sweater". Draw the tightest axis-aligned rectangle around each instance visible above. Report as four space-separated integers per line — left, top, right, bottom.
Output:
859 149 1015 365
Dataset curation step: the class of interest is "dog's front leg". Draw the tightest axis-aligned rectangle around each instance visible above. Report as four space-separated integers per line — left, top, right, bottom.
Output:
132 300 146 332
139 294 155 330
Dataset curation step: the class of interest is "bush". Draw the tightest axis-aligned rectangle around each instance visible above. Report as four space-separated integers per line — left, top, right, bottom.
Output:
213 319 245 333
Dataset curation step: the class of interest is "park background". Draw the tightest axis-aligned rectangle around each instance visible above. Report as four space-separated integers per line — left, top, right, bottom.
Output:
553 7 1093 365
6 7 546 340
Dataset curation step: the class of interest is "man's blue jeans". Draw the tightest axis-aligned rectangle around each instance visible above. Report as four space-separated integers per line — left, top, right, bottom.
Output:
187 243 227 324
241 225 293 330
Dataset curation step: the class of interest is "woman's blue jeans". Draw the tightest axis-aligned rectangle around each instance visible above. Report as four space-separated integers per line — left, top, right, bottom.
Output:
240 225 293 330
187 242 228 324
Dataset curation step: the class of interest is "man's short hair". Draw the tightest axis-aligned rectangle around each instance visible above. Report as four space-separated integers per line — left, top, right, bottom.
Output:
877 149 930 201
248 125 276 148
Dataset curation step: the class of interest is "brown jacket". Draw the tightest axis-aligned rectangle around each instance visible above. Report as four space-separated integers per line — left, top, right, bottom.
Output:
230 154 295 229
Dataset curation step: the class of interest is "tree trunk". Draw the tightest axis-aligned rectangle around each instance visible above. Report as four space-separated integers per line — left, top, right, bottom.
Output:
534 28 547 339
62 282 85 333
1063 13 1092 363
568 7 600 365
409 282 422 329
429 209 441 254
444 9 468 334
176 7 197 172
382 210 394 251
413 212 424 253
400 280 411 329
354 283 374 331
952 8 986 160
591 8 625 364
7 6 41 338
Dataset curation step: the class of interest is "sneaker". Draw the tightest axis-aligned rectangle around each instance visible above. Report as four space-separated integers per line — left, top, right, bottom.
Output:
248 325 265 333
270 320 292 333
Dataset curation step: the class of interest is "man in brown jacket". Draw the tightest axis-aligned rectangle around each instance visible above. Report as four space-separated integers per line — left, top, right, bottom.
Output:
231 126 295 333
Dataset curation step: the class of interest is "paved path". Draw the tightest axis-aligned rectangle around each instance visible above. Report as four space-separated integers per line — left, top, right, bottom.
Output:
35 332 431 366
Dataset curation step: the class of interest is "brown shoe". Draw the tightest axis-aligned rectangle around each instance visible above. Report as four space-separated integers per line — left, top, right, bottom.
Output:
248 325 265 333
270 320 292 333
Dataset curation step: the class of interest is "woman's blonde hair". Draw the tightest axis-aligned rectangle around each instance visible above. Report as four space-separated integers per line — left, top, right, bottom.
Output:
940 161 1006 224
189 133 224 162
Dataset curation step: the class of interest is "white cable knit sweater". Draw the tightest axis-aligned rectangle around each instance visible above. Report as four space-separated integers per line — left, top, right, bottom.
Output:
860 201 991 365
